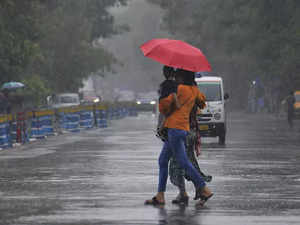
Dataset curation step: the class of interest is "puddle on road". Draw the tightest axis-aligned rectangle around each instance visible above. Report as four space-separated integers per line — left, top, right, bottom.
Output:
16 204 300 225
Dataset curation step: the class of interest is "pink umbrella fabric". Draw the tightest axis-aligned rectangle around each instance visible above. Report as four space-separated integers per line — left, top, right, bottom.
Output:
140 38 211 72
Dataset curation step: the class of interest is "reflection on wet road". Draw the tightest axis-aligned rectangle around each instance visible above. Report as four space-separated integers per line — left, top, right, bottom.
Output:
0 112 300 225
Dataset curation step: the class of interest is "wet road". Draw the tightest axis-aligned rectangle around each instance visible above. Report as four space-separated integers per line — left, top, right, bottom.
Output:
1 112 300 225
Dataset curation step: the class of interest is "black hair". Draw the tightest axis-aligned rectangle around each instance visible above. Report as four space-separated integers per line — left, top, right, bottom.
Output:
163 66 174 79
175 69 196 86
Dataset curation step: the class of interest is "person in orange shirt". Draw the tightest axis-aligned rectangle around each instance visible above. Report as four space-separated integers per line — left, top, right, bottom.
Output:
145 69 213 207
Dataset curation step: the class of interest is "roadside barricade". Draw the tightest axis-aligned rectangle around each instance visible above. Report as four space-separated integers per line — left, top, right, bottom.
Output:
0 103 137 150
114 108 120 120
0 115 12 149
16 112 28 143
30 115 45 139
10 117 17 143
31 110 55 139
5 112 29 144
121 108 129 118
107 108 114 121
58 107 80 133
129 107 138 117
94 104 108 128
78 105 94 129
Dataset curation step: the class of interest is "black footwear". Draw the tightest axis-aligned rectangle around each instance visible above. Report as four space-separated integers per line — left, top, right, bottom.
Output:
194 188 202 200
195 193 214 207
145 197 165 205
172 195 189 205
194 187 213 201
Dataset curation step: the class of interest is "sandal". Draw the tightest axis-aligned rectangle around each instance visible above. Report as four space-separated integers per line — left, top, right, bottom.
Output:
144 197 165 205
172 194 189 205
194 188 202 200
194 187 213 201
195 193 214 207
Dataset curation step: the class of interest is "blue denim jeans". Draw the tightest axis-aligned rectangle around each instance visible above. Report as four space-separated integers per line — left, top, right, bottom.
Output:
158 128 206 192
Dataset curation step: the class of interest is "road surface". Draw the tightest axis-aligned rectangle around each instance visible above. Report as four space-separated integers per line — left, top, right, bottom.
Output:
1 112 300 225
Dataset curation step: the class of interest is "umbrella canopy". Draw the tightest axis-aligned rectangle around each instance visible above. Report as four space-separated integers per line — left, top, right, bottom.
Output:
140 38 211 72
1 81 25 90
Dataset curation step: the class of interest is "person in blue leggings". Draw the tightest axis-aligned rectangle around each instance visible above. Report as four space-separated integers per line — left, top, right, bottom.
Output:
145 69 213 206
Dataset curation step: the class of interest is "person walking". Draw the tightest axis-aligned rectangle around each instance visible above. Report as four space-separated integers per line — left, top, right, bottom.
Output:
145 69 213 207
0 90 10 114
156 65 179 141
285 91 296 128
0 91 7 114
169 101 212 205
156 69 212 205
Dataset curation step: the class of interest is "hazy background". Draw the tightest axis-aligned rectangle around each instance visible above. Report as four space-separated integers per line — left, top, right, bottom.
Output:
1 0 299 109
86 0 169 98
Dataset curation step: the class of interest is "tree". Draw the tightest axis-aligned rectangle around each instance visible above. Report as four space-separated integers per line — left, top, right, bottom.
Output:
150 0 300 108
31 0 128 93
0 0 43 83
0 0 129 106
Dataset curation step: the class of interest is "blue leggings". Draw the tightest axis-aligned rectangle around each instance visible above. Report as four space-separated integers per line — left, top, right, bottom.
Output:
158 128 206 192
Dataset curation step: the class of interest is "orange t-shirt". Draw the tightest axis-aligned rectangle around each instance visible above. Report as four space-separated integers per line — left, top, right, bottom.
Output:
159 93 176 116
162 85 206 131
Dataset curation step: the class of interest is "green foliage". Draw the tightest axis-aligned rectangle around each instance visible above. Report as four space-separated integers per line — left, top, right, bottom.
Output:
151 0 300 108
21 74 51 107
0 0 43 83
0 0 128 106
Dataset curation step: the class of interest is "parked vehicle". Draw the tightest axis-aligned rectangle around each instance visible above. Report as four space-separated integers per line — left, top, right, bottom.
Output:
135 91 157 112
81 95 101 104
47 93 80 109
196 76 229 145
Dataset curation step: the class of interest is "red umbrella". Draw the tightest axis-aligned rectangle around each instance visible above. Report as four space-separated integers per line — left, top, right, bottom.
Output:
140 38 211 72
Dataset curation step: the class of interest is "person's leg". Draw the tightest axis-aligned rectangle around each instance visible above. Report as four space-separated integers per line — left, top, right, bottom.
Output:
145 141 172 205
158 141 173 192
168 128 206 188
169 157 189 204
288 112 293 128
169 157 186 193
177 178 186 196
291 111 294 128
185 140 212 183
168 128 213 205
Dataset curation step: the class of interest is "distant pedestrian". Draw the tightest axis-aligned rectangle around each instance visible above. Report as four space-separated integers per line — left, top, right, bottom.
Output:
284 91 296 128
247 84 256 113
255 80 265 113
0 90 10 114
